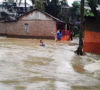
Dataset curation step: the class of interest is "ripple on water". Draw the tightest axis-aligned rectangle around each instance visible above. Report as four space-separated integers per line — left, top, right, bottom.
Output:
23 56 54 66
72 86 100 90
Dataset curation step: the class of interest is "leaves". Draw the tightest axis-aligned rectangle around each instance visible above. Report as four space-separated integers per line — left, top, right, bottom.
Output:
87 0 100 16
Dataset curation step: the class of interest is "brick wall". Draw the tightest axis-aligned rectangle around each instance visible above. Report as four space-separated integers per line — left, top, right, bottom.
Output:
0 22 7 35
0 20 57 39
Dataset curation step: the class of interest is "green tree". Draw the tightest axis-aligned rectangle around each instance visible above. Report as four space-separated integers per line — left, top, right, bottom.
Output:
7 0 14 3
58 0 69 22
35 0 46 10
69 1 80 24
30 0 47 11
30 0 68 19
31 0 35 4
60 0 68 6
87 0 100 16
45 0 61 18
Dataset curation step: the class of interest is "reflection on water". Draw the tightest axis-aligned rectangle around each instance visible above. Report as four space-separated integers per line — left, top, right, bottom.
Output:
0 37 100 90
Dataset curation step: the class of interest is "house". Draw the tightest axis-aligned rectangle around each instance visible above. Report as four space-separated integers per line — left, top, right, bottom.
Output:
0 1 32 16
0 9 65 39
83 17 100 54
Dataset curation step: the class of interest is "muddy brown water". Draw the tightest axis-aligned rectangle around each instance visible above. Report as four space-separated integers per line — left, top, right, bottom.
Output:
0 37 100 90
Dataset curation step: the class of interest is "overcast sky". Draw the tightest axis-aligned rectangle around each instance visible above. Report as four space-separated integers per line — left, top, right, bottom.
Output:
0 0 76 6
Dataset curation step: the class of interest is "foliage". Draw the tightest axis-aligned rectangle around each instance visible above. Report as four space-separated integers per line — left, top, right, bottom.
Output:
84 9 94 16
7 0 14 3
44 0 61 18
31 0 35 4
87 0 100 16
34 0 46 10
69 1 80 24
30 0 48 11
72 1 80 8
45 0 68 19
30 0 68 19
68 1 80 36
60 0 68 6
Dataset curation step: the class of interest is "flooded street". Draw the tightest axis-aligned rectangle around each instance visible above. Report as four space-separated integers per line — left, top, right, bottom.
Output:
0 37 100 90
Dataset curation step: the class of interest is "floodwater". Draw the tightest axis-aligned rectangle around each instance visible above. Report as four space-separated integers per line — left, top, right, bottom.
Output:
0 37 100 90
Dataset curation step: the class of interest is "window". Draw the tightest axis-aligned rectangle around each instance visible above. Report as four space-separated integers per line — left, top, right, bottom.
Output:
24 23 29 34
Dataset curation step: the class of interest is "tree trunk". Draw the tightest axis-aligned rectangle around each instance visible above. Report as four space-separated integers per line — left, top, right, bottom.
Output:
75 0 84 55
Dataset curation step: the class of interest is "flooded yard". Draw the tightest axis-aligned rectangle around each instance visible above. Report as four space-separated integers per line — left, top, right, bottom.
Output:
0 37 100 90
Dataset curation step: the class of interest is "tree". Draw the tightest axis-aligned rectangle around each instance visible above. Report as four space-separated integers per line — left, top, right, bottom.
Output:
69 1 80 23
30 0 47 10
67 1 80 36
30 0 68 19
45 0 61 18
60 0 68 6
75 0 84 55
75 0 100 55
35 0 46 10
7 0 14 3
31 0 35 4
58 0 69 21
87 0 100 16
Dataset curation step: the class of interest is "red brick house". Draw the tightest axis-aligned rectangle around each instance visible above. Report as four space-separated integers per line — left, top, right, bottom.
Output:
0 9 65 39
83 17 100 54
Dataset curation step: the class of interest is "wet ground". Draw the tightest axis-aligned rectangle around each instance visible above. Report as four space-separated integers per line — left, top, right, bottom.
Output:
0 37 100 90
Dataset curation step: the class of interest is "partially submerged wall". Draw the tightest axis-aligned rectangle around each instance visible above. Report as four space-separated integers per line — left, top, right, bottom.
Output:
83 17 100 54
0 20 56 39
9 20 56 38
0 22 7 35
84 31 100 54
0 10 58 39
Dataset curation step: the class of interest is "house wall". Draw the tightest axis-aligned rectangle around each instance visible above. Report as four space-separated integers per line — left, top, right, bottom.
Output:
83 30 100 54
6 20 56 38
0 10 57 39
0 22 7 35
21 11 53 21
83 17 100 54
0 20 56 39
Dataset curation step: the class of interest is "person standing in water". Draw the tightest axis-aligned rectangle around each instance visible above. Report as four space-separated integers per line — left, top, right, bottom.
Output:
57 30 62 40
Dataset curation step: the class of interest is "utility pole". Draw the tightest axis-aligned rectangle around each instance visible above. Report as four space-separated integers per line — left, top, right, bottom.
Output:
25 0 27 12
75 0 84 55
